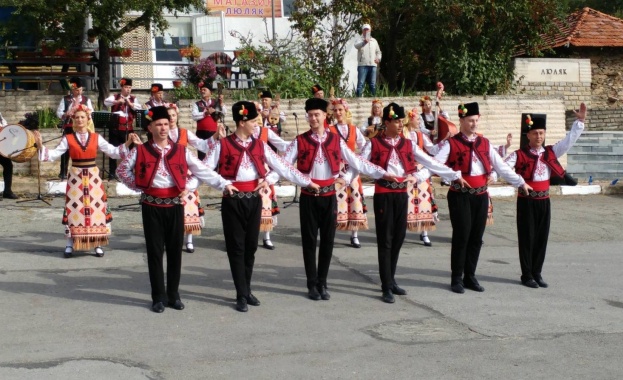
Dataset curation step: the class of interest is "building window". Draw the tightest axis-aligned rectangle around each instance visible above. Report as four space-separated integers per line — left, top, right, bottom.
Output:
283 0 296 17
154 36 193 62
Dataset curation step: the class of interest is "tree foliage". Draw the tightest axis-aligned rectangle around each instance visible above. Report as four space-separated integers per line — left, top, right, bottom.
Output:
1 0 205 105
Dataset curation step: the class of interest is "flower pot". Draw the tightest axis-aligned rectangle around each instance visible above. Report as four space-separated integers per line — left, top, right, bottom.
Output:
173 80 183 88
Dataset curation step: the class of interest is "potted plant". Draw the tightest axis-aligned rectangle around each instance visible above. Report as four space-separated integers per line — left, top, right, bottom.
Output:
173 57 217 88
110 47 132 57
179 44 202 60
172 80 183 88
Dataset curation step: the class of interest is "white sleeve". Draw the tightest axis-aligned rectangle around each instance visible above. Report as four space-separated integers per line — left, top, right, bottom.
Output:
86 98 95 112
355 128 367 151
340 139 385 180
283 139 299 165
115 147 140 192
201 140 221 170
422 133 441 156
186 150 231 191
552 120 585 158
131 98 142 111
191 102 205 121
490 146 525 187
279 111 286 123
38 136 69 162
263 144 311 187
433 140 451 163
56 98 66 119
103 95 116 108
412 141 461 182
267 129 290 152
97 134 125 159
186 129 211 153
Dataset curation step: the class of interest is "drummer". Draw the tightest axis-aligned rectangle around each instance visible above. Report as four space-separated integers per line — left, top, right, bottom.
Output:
34 105 138 258
0 112 18 199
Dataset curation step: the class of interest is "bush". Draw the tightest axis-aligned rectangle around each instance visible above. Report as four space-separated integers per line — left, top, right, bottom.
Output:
174 57 217 87
19 108 61 130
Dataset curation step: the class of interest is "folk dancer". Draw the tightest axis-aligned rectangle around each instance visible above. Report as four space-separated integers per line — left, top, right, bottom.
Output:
104 77 141 180
434 102 532 294
311 83 324 99
259 90 285 132
202 101 318 312
283 98 394 301
56 77 94 180
505 105 586 289
361 99 383 137
360 103 466 303
144 83 169 109
0 112 18 199
116 106 235 313
191 81 224 160
34 105 135 258
329 98 368 248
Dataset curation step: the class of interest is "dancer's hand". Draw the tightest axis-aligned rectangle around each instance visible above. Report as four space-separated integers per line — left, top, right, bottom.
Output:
33 130 43 150
308 182 321 193
335 177 346 187
455 178 472 188
505 133 512 149
382 173 398 182
254 179 269 191
224 184 238 196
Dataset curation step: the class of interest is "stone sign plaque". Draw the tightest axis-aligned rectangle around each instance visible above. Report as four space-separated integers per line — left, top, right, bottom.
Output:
515 58 588 83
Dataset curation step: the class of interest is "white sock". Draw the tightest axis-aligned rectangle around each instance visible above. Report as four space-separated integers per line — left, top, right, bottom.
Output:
265 232 271 240
421 231 428 237
186 234 193 244
66 238 73 248
351 231 358 238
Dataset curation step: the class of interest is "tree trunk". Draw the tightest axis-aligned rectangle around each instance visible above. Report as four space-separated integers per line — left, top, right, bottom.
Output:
97 41 111 109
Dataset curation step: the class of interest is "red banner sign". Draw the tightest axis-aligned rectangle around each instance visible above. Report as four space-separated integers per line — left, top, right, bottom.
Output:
207 0 282 17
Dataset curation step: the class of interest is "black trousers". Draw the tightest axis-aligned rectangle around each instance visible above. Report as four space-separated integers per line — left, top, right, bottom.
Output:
447 191 488 283
221 195 261 298
0 154 13 194
141 203 184 304
108 129 130 176
59 128 73 178
195 130 215 160
374 192 408 291
299 194 337 289
516 197 551 281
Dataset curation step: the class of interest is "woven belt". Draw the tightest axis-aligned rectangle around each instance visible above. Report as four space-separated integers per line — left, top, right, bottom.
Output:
522 189 550 198
451 183 488 194
226 191 259 199
305 183 335 194
140 193 182 205
376 179 408 190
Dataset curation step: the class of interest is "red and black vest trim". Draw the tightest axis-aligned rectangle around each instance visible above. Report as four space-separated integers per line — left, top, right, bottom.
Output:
446 134 491 176
134 142 187 192
296 130 341 175
218 135 268 180
195 99 218 132
111 94 136 128
369 136 418 174
515 145 565 180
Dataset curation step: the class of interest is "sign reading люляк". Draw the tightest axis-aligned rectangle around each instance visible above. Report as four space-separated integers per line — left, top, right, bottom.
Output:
514 58 591 83
206 0 282 17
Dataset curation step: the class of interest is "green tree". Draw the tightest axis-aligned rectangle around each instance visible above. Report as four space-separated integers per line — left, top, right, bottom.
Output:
1 0 204 105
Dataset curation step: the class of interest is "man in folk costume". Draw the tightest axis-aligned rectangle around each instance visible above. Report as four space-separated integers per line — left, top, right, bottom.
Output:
35 105 135 258
505 105 586 289
434 102 532 294
329 98 368 248
116 106 235 313
311 83 325 99
202 101 318 312
283 98 394 301
404 109 444 247
56 77 95 180
191 81 225 160
104 77 142 180
254 109 291 250
144 83 169 109
259 90 285 132
360 103 466 303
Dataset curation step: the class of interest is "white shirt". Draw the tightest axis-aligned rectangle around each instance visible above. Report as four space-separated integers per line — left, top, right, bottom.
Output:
38 132 124 162
283 131 387 183
253 125 289 152
56 96 95 119
419 111 450 136
191 99 228 121
505 120 584 181
116 142 230 192
168 127 213 153
104 94 142 117
407 130 441 156
0 113 7 127
434 133 526 187
360 136 461 183
334 123 366 151
202 135 311 187
354 36 382 66
360 115 382 135
82 39 99 59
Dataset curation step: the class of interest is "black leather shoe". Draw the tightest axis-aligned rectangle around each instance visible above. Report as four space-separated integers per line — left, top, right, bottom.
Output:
391 283 407 296
419 234 432 247
522 279 539 289
350 237 361 248
317 285 330 300
236 296 248 312
2 191 18 199
152 302 165 313
382 290 395 303
308 287 321 301
185 243 194 253
451 282 465 294
464 278 485 292
263 239 275 250
246 293 261 306
534 277 548 288
168 300 185 310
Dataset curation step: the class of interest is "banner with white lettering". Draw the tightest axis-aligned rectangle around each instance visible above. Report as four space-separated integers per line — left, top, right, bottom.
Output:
207 0 282 17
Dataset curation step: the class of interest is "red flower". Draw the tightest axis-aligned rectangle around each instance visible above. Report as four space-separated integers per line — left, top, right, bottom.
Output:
120 79 126 86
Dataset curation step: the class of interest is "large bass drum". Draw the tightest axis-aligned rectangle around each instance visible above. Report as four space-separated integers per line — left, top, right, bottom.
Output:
0 124 37 163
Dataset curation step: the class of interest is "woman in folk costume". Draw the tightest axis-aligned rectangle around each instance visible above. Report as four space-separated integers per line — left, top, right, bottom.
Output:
418 95 450 140
254 105 290 250
361 99 383 137
329 98 368 248
403 108 445 247
33 105 136 258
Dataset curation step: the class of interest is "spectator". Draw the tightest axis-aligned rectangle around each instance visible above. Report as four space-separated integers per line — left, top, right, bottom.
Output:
354 24 382 97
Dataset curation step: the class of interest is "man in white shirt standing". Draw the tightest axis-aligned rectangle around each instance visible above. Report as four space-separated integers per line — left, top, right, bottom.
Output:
354 24 382 97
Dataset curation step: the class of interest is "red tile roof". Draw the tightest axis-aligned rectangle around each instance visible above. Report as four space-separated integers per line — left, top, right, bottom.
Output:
551 7 623 48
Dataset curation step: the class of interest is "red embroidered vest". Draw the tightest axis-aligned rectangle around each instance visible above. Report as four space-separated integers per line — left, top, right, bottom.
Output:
134 142 187 192
111 94 136 129
514 145 565 180
258 127 269 143
296 130 341 175
369 136 418 174
173 128 189 147
446 134 491 176
217 135 268 180
195 99 218 132
67 133 98 162
329 124 357 151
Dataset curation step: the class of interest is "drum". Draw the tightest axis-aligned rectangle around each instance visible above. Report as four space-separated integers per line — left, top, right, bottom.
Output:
0 124 37 163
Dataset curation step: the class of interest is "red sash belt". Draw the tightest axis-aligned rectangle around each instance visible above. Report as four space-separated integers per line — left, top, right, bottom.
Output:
301 178 335 197
520 180 550 199
232 180 259 192
142 187 181 207
375 177 407 194
144 187 179 198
